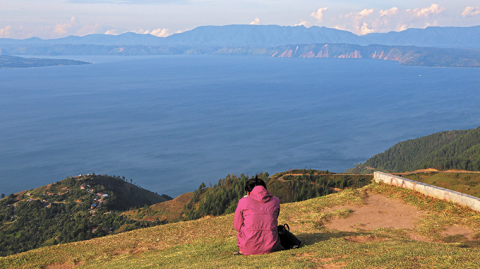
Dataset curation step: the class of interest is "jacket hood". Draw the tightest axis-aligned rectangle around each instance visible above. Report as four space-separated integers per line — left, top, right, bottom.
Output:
249 186 273 203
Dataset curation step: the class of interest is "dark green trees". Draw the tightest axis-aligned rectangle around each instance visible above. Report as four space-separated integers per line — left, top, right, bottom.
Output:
364 127 480 172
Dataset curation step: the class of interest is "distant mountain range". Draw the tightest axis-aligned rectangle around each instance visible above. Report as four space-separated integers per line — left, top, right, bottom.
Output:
1 24 480 49
2 24 480 68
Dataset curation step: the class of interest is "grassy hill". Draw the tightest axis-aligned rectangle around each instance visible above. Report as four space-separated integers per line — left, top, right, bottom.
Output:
0 174 172 256
122 192 194 223
402 171 480 198
352 127 480 173
122 171 372 222
1 182 479 268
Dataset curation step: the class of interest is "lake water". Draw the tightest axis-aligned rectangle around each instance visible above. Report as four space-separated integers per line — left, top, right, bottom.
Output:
1 55 479 197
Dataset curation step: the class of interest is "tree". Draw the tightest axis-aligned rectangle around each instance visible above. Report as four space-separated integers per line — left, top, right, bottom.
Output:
1 193 4 199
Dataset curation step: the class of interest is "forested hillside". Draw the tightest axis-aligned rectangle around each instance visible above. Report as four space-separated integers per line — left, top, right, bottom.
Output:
362 127 480 172
125 170 372 222
0 55 88 68
0 174 171 256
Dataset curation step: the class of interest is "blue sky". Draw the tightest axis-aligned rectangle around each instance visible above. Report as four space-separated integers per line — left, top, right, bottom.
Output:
1 0 480 39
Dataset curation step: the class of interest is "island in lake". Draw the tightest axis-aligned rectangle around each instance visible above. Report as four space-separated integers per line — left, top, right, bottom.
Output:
0 55 90 68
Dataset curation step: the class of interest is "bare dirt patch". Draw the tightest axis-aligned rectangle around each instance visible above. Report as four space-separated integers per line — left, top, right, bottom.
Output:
324 194 424 231
444 169 480 173
442 226 474 240
411 168 439 173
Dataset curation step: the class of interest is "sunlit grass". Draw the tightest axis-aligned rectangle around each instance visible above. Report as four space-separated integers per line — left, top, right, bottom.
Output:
2 182 480 268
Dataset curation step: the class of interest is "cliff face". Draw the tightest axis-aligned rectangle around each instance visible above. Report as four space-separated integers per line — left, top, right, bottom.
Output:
270 44 402 62
2 43 478 68
266 43 480 67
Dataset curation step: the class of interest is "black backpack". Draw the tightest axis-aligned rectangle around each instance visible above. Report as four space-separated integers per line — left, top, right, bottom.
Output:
278 223 303 249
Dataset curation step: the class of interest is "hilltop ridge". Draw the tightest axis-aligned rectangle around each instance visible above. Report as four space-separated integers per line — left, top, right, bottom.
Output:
1 182 479 268
353 127 480 173
0 174 171 256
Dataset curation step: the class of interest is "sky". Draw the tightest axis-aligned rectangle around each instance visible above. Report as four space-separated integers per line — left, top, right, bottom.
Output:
1 0 480 39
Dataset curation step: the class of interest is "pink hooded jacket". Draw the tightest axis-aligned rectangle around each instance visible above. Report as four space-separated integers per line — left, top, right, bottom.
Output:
234 185 281 255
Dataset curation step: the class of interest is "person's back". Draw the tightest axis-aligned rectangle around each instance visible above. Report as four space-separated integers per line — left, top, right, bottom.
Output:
234 178 281 255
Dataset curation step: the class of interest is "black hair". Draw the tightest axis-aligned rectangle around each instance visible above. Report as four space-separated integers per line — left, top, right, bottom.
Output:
245 175 267 193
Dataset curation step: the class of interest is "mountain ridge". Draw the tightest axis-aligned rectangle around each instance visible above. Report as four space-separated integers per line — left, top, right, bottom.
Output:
1 24 480 49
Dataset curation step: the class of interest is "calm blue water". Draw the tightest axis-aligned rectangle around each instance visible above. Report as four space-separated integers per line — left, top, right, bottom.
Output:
1 55 479 197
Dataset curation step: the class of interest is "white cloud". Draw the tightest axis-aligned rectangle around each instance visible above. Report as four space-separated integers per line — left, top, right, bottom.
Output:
332 4 450 35
344 9 374 20
148 28 171 37
0 26 14 38
357 9 374 18
424 20 438 28
175 29 189 34
380 7 398 17
396 24 408 32
132 28 172 37
54 17 79 36
76 23 102 36
51 17 108 37
310 7 328 23
250 18 261 25
338 9 375 35
360 22 375 35
294 20 311 28
461 6 480 17
105 29 123 35
406 4 445 18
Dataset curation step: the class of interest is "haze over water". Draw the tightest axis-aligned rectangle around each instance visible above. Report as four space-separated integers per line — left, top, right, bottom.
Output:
1 55 479 197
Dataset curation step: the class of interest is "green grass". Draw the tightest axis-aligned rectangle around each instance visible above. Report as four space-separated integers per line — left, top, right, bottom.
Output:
403 172 480 198
1 183 480 268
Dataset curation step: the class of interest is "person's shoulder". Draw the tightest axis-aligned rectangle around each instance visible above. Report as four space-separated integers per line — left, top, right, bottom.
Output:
238 196 251 205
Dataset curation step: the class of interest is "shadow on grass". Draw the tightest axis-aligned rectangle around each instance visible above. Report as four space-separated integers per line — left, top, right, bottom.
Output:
441 235 480 248
297 230 367 246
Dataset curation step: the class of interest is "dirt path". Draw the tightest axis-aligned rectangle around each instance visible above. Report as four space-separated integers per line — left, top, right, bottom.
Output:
325 194 424 231
276 173 369 182
323 194 475 242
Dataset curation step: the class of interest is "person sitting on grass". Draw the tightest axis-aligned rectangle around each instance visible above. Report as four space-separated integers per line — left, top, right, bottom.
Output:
233 176 282 255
